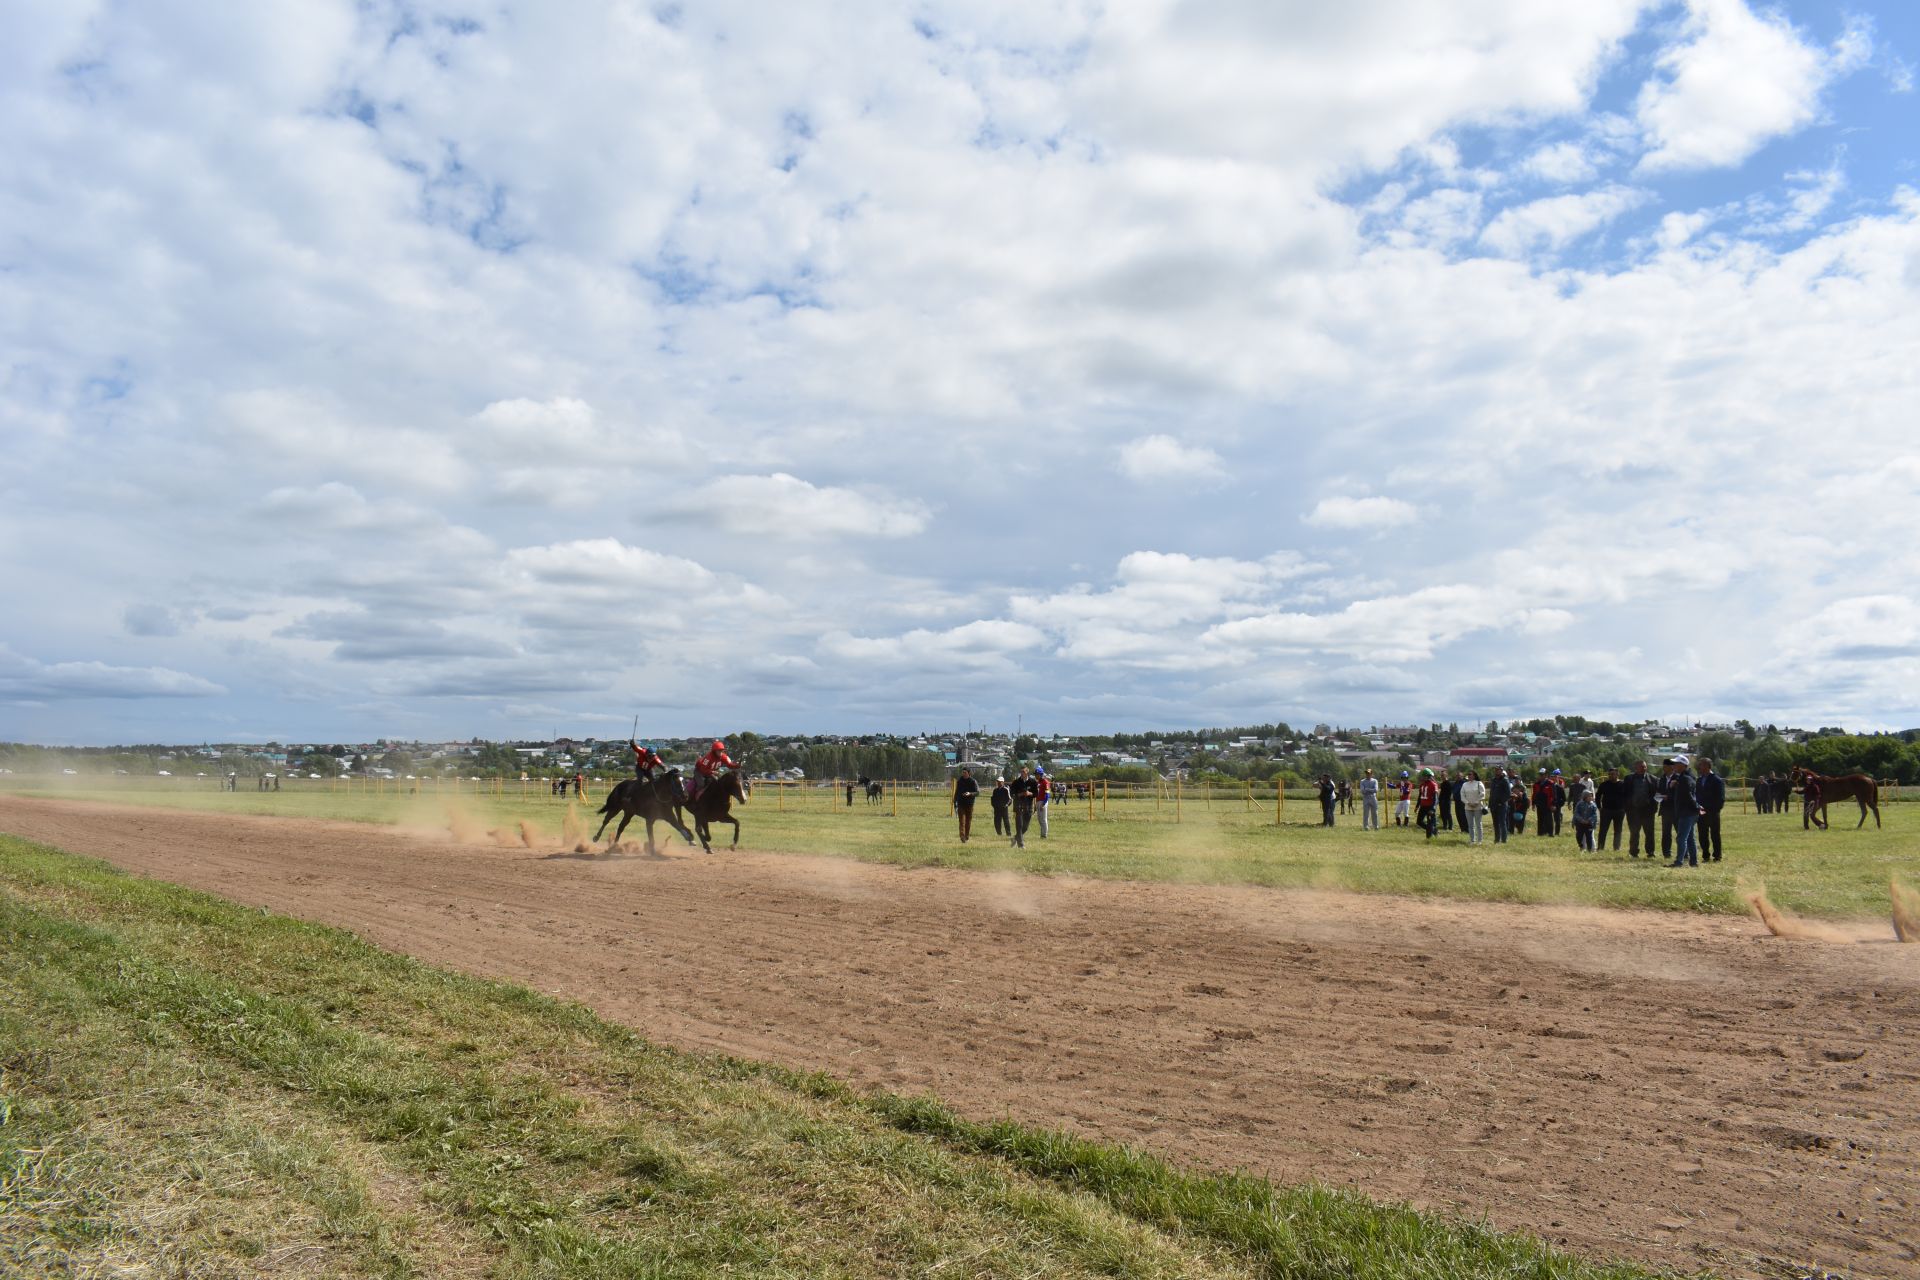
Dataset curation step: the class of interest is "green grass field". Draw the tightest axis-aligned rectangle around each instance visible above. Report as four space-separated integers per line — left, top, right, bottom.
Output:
7 775 1915 919
0 832 1679 1278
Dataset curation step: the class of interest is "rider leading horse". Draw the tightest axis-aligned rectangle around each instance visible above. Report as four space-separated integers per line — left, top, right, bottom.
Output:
1791 766 1881 829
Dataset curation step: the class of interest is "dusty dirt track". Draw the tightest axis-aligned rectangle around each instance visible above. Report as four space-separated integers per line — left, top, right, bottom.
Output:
4 796 1916 1279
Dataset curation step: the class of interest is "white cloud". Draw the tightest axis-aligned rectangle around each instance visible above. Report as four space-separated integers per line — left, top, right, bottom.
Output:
1635 0 1869 174
819 620 1047 670
1303 496 1418 530
1116 434 1226 484
0 644 226 701
1521 141 1599 184
1478 185 1647 256
1392 189 1484 248
668 474 930 539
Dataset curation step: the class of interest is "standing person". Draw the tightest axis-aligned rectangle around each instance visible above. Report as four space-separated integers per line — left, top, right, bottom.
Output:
1695 757 1726 862
1415 769 1439 839
989 776 1012 836
1458 770 1487 844
1665 756 1702 867
1573 789 1599 851
1509 778 1529 835
1623 760 1659 858
1009 765 1037 848
1452 770 1471 833
846 780 855 806
1436 772 1455 831
1488 767 1512 843
1550 769 1568 835
1657 764 1677 861
1034 767 1051 839
1394 772 1412 827
1359 768 1381 830
1317 774 1338 827
951 767 979 843
1802 773 1827 829
1532 771 1556 837
1595 767 1627 852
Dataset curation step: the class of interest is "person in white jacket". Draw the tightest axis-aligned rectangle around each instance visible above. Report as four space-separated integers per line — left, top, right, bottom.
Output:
1457 771 1488 844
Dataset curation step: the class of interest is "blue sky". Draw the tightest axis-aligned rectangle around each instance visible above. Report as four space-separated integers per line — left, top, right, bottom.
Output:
3 0 1918 745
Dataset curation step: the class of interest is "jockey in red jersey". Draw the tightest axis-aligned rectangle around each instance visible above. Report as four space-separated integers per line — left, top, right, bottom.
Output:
689 738 734 799
630 739 662 782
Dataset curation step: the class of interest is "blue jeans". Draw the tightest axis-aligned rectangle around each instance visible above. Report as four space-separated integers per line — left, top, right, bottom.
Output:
1671 811 1699 866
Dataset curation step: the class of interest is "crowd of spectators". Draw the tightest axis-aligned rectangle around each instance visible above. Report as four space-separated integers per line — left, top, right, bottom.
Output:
1327 756 1731 866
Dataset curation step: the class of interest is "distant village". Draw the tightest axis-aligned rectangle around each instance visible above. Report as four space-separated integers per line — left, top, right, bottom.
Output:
7 716 1899 784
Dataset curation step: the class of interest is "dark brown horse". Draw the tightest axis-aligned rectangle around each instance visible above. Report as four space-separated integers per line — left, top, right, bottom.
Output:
593 770 695 853
686 768 749 852
1791 766 1881 829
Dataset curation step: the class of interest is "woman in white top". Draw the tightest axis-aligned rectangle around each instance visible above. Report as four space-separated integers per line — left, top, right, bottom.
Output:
1457 771 1488 844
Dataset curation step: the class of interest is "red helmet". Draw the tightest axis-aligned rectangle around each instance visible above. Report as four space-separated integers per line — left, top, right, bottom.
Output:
711 739 726 752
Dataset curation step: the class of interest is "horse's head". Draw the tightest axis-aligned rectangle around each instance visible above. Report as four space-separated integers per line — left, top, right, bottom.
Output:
725 768 748 802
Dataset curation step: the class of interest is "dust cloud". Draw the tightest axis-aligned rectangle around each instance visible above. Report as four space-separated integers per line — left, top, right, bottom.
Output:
1741 880 1851 943
1892 877 1920 944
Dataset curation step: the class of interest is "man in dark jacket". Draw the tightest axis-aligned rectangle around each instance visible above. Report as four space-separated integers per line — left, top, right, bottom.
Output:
1008 766 1038 848
1595 767 1628 852
1452 770 1471 833
951 767 979 843
1665 756 1702 867
1317 774 1337 827
1437 773 1455 830
1695 758 1726 861
1488 768 1512 843
989 776 1012 836
1622 760 1658 857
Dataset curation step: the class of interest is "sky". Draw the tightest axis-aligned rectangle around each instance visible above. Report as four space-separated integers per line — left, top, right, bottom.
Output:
3 0 1919 746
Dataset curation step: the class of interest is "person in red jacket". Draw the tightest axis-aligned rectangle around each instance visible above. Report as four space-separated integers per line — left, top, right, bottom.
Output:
1415 769 1439 839
630 739 662 781
689 738 734 799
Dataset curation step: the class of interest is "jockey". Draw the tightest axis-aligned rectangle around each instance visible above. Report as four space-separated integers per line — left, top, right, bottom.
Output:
689 738 734 798
630 739 663 782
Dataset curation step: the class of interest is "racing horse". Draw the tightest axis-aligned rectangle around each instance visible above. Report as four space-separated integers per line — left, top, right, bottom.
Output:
1791 766 1881 829
593 769 696 854
686 768 749 852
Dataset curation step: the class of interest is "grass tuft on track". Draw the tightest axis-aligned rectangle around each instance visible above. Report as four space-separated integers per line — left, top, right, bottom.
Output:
1 832 1685 1278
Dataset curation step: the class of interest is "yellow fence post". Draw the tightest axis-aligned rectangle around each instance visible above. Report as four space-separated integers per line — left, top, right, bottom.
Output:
891 780 899 818
1175 775 1182 824
1275 781 1284 826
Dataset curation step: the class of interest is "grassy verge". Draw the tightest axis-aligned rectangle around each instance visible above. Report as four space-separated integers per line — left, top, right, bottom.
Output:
0 832 1680 1279
10 778 1916 919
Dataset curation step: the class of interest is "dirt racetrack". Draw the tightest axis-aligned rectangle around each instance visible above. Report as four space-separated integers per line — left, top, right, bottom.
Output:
4 796 1916 1278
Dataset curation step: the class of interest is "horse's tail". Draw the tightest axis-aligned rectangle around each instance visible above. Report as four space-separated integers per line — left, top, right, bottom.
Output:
599 779 627 815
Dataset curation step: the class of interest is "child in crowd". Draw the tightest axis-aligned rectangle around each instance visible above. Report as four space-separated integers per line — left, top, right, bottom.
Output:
1573 791 1599 851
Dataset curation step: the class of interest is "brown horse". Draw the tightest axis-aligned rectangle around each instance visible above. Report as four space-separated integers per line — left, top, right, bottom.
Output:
1791 766 1881 830
686 768 749 852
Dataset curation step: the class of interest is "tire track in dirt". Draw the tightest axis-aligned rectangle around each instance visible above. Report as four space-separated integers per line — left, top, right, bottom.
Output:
4 796 1916 1278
